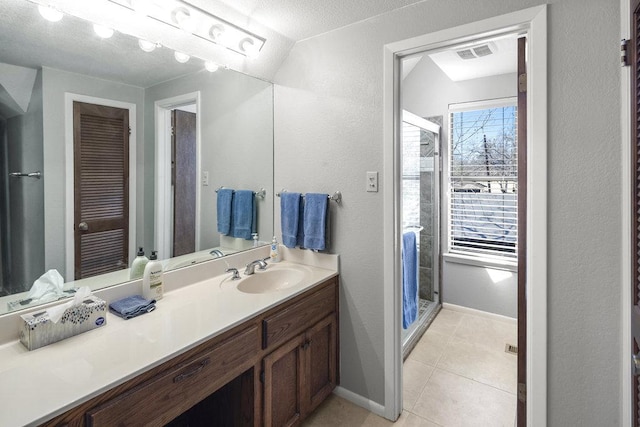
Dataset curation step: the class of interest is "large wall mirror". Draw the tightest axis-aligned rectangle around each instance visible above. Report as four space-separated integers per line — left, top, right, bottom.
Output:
0 0 274 314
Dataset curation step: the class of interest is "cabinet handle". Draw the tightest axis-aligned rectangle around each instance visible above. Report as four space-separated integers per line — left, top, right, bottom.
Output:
173 358 210 383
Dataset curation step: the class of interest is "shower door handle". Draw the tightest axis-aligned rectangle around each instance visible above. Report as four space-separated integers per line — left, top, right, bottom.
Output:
78 222 89 231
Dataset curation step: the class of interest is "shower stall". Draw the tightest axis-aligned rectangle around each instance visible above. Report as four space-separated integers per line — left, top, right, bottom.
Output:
401 110 441 357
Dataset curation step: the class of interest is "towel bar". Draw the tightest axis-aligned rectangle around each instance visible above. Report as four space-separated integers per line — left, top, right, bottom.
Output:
9 171 41 179
215 187 266 199
276 190 342 204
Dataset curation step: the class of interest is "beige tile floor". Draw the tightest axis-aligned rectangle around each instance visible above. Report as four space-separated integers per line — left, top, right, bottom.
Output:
302 308 517 427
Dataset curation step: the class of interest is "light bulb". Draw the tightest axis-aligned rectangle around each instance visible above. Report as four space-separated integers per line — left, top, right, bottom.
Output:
209 24 225 41
38 5 63 22
172 7 196 33
138 39 157 52
240 38 259 58
174 51 190 63
204 61 219 72
93 24 114 39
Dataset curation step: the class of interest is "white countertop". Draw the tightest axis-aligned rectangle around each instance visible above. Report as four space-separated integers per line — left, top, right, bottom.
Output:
0 248 338 427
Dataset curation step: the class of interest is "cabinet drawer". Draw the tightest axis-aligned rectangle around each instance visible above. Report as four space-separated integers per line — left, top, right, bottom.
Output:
262 280 336 350
86 325 259 427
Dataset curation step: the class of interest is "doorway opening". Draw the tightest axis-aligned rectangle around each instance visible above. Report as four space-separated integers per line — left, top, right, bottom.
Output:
382 5 547 425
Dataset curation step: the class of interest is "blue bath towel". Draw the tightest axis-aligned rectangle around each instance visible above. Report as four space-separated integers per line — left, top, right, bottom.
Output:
109 295 156 320
303 193 328 251
402 232 418 329
281 192 302 248
216 188 233 235
231 190 255 240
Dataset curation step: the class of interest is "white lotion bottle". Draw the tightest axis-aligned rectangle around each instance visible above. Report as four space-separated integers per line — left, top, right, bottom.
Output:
130 247 149 279
270 236 280 263
143 251 164 300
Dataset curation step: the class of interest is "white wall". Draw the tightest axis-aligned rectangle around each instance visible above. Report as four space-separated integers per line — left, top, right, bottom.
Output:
403 56 517 318
41 68 145 278
274 0 621 424
144 69 274 253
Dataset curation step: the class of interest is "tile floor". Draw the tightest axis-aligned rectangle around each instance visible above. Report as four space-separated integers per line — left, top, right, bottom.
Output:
302 308 518 427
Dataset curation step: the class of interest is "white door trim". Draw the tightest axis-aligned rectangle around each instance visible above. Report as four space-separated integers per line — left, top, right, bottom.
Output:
154 92 201 259
382 5 547 425
64 93 137 280
620 1 632 426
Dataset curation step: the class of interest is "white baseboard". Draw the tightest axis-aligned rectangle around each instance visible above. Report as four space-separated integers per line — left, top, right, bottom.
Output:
442 302 517 325
333 386 387 419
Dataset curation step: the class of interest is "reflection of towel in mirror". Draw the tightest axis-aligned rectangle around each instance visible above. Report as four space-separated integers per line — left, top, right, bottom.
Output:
280 192 302 248
216 188 234 235
109 295 156 320
303 193 328 251
231 190 255 240
402 232 418 329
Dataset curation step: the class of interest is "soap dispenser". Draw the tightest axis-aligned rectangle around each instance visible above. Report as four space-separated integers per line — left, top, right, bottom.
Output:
130 247 149 280
270 236 280 263
143 251 164 300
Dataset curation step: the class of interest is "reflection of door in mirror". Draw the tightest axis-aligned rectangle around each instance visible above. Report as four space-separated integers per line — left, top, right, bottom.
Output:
171 108 196 257
73 101 129 279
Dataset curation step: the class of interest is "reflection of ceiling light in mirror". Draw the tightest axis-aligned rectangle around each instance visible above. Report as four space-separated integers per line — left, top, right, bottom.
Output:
93 24 115 39
174 51 190 63
38 5 64 22
209 24 225 41
204 61 219 72
172 6 196 33
240 38 259 59
138 39 157 52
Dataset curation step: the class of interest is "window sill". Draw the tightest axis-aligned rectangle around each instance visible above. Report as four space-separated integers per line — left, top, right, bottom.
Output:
443 252 517 272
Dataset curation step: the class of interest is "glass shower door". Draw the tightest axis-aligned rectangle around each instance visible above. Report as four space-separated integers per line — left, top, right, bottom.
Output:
401 110 441 355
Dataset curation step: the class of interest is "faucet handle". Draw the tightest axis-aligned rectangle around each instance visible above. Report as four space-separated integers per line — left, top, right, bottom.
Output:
258 257 269 270
225 267 240 280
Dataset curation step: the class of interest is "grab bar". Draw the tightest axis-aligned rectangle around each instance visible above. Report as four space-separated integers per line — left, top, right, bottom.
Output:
9 171 41 179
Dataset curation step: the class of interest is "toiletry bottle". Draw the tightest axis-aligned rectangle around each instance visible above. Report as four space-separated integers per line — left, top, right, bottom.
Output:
130 247 149 280
270 236 280 263
252 233 259 247
143 251 164 300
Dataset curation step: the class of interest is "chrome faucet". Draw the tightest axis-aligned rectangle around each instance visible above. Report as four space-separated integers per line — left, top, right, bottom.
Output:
225 267 240 280
210 249 224 258
244 258 269 275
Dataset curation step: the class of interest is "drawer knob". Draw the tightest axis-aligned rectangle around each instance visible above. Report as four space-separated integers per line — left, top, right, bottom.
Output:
173 358 210 383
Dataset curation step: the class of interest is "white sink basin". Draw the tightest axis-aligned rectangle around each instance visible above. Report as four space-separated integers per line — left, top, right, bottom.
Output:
236 267 308 294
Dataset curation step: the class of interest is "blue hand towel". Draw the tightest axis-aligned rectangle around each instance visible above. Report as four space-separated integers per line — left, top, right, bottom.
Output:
303 193 328 251
280 192 302 248
216 188 233 235
109 295 156 320
402 232 418 329
231 190 254 240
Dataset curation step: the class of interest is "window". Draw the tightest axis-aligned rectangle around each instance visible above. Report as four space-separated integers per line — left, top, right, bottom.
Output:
448 99 517 260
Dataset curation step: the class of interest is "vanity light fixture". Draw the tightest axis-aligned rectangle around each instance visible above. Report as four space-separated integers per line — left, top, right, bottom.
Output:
38 5 64 22
109 0 266 57
174 51 190 63
93 23 115 39
138 39 158 52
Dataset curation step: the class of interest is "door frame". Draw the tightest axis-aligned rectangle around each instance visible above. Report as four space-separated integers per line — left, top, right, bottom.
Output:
64 93 137 280
382 5 547 424
621 0 633 425
154 92 201 258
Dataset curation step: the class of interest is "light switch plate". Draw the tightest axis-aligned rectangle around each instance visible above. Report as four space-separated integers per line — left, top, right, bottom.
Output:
366 171 378 192
202 171 209 186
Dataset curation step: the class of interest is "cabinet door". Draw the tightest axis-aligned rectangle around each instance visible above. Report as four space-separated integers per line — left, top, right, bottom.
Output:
263 334 304 427
304 314 338 414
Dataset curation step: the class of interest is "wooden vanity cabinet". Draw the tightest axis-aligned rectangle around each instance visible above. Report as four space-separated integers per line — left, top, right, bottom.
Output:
41 275 338 427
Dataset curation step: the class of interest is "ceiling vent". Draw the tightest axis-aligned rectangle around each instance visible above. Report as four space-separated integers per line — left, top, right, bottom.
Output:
455 43 495 60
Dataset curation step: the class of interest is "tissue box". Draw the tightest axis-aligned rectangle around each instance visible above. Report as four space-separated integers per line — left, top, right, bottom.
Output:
19 296 107 351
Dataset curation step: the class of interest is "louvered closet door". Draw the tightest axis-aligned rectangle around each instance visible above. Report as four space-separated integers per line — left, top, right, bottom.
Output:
73 102 129 280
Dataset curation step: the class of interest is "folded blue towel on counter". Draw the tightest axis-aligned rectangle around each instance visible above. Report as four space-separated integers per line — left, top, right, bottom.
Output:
402 232 418 329
280 192 302 248
109 295 156 320
231 190 255 240
216 188 234 235
303 193 328 251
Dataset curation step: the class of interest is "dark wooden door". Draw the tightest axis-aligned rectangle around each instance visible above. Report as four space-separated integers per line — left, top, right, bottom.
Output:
516 35 528 426
631 1 640 424
171 109 196 257
304 314 337 414
73 102 129 279
263 334 304 427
